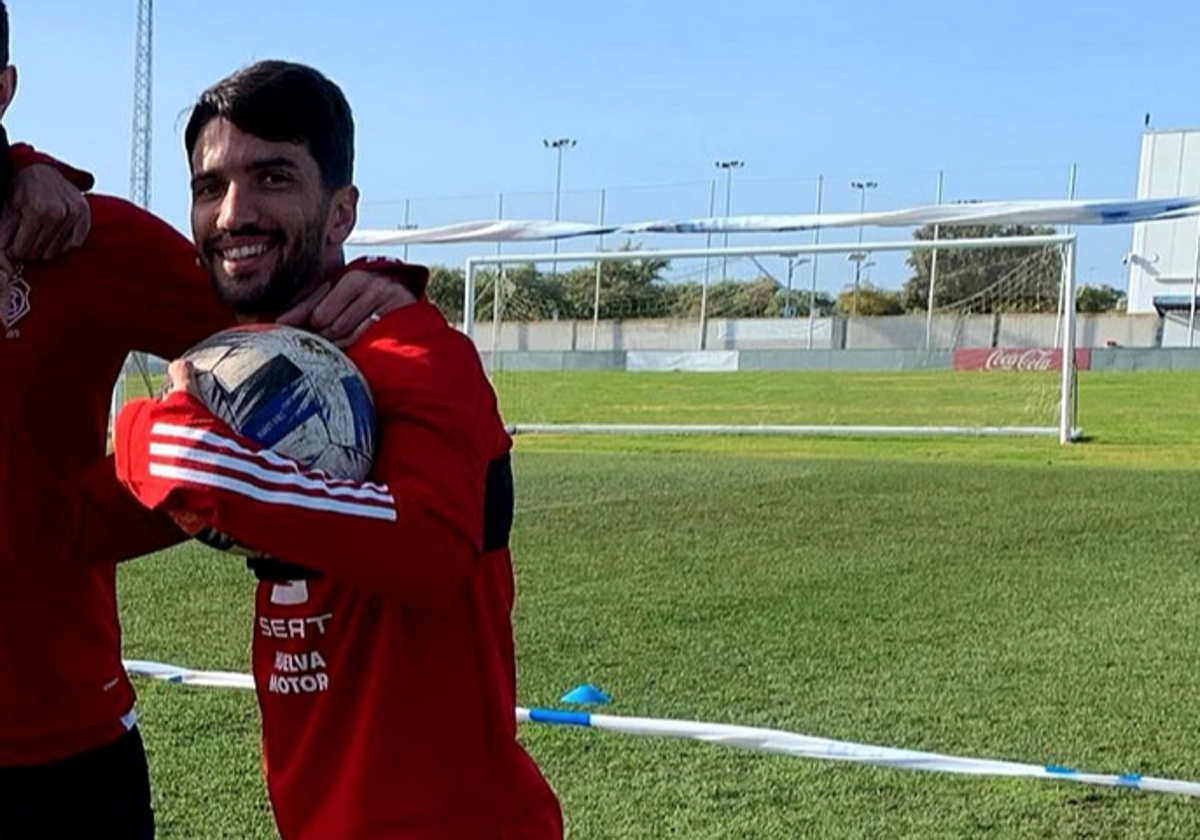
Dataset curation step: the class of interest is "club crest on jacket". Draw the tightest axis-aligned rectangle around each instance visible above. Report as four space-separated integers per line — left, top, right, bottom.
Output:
1 269 30 337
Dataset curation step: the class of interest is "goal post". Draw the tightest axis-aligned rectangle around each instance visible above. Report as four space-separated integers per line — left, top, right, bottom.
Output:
464 233 1080 443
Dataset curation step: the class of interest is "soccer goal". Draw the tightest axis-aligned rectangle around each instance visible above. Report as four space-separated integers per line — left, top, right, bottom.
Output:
464 233 1081 444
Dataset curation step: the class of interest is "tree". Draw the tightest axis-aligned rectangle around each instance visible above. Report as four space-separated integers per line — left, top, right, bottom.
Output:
1077 284 1127 313
837 282 903 316
557 247 673 320
425 264 564 324
422 259 833 323
424 265 465 323
902 222 1062 313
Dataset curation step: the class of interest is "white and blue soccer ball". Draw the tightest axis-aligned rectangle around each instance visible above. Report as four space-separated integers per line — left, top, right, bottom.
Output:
182 324 377 480
179 325 378 557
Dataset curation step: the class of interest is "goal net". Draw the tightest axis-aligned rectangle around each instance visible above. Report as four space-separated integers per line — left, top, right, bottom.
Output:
464 234 1081 443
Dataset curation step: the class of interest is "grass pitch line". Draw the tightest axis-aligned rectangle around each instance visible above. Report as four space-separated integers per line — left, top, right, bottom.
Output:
124 660 1200 799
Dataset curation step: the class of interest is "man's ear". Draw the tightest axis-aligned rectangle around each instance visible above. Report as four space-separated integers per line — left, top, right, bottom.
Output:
0 66 19 121
325 184 359 247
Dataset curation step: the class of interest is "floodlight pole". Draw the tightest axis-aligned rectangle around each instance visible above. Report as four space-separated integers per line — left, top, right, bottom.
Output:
784 257 810 318
544 138 576 278
785 258 795 318
716 160 744 283
850 180 878 316
401 199 412 261
698 178 718 349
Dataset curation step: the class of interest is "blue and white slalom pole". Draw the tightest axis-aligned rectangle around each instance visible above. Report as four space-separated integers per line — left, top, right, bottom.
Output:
520 707 1200 797
124 660 1200 799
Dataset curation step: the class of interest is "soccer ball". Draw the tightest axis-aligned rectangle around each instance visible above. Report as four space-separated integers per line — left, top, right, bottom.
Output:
179 324 378 555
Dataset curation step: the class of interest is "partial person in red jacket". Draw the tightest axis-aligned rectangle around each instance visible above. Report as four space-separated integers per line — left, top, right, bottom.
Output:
115 60 563 840
0 6 418 838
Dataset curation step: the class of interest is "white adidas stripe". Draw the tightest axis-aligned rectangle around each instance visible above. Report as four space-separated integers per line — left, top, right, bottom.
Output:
149 443 394 505
151 422 390 493
149 463 398 522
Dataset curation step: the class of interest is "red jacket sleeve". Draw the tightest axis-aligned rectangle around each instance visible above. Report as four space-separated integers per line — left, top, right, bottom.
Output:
113 393 476 608
0 424 184 568
72 456 188 563
10 142 95 190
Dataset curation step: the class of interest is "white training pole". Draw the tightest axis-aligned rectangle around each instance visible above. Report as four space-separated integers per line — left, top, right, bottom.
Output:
1189 222 1200 348
508 423 1059 438
123 660 1200 800
463 258 478 337
924 170 945 351
490 194 504 361
1054 164 1079 349
807 176 823 350
1058 238 1078 445
591 189 607 351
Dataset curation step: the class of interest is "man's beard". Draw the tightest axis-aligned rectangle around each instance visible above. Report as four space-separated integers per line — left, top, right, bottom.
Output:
205 205 328 317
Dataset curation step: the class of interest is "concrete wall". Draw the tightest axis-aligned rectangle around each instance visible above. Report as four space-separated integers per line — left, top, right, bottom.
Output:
738 350 953 371
471 313 1163 354
1160 313 1200 348
845 315 995 350
482 347 1200 373
1090 348 1200 370
1075 314 1160 348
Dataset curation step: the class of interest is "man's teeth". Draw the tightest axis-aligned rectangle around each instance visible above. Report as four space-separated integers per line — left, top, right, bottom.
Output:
224 243 269 260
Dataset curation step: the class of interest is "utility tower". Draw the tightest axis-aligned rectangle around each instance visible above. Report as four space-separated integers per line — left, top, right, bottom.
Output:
116 0 155 423
130 0 153 208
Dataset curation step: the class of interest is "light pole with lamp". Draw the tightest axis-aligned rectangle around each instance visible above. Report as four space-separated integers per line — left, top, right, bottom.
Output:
544 138 576 276
716 160 744 281
849 180 878 316
784 256 811 318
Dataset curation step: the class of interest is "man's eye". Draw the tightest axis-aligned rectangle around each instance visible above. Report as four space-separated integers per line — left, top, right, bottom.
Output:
261 171 292 187
192 182 223 200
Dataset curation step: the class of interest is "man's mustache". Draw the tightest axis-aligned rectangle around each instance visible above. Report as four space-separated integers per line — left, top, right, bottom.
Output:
204 227 282 251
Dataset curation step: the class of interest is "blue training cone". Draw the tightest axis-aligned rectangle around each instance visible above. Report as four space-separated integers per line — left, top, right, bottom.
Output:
560 683 611 705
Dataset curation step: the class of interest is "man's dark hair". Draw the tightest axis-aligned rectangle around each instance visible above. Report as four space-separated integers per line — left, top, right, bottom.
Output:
0 4 12 200
0 2 10 68
184 60 354 190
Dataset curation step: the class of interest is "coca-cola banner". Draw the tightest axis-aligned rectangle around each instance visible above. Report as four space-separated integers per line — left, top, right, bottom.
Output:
953 348 1093 372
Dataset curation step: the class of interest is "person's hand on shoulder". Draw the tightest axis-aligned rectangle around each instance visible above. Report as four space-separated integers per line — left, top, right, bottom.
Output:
0 163 91 269
277 268 417 349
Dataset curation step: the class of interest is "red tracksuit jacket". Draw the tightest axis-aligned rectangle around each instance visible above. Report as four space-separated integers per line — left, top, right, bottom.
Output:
115 297 563 839
0 150 230 765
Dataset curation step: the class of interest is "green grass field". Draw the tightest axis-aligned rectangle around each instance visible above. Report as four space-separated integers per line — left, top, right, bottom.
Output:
118 370 1200 838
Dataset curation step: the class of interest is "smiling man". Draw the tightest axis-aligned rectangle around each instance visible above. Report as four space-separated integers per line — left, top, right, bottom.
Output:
187 80 363 320
115 61 562 839
0 6 422 836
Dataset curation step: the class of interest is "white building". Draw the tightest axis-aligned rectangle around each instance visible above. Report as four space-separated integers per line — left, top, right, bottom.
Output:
1127 128 1200 317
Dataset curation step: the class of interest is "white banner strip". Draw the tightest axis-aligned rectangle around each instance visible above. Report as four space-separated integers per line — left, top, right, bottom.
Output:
347 196 1200 246
124 659 1200 799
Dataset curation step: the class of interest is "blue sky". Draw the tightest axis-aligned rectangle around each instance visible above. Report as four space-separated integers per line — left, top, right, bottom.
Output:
7 0 1199 291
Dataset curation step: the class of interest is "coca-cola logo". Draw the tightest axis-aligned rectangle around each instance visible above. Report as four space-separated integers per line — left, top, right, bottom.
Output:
953 348 1092 372
984 349 1057 371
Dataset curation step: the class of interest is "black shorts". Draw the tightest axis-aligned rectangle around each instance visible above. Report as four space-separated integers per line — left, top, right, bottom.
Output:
0 726 154 839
